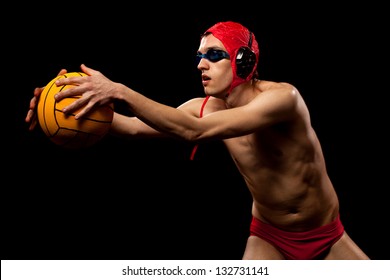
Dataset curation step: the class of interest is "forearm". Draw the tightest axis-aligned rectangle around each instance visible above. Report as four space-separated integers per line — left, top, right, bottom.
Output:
110 112 165 139
116 83 196 140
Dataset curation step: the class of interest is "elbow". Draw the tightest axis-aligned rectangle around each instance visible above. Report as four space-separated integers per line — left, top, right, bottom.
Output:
179 124 207 142
182 129 202 142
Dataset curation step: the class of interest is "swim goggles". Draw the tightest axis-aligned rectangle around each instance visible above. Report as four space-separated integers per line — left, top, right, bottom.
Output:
196 49 230 63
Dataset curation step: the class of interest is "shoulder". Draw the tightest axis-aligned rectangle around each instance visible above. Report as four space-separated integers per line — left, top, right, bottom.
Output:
257 80 297 93
251 80 302 117
254 80 299 104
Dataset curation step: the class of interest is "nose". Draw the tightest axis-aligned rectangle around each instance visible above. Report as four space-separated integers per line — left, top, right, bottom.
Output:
197 58 208 71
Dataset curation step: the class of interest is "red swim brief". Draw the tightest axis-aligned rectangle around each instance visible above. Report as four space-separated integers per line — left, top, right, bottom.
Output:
249 215 345 259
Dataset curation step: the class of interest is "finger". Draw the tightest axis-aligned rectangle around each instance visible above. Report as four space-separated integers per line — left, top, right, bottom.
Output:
30 95 38 109
80 64 99 76
33 86 44 97
74 102 94 120
25 108 34 123
54 82 83 102
62 96 88 116
57 69 67 76
27 112 38 131
54 75 86 88
25 95 37 122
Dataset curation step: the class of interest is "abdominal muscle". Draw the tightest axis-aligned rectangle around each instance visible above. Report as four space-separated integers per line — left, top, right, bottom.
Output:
244 163 339 232
225 133 340 232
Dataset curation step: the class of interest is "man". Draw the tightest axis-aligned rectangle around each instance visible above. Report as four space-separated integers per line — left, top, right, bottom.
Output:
25 21 369 259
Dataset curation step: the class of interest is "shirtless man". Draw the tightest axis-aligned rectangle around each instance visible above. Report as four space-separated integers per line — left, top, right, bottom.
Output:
25 21 369 259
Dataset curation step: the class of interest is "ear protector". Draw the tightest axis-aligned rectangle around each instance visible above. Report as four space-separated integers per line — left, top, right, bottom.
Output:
235 31 257 79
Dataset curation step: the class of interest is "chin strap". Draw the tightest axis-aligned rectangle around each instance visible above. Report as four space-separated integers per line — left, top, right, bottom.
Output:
189 95 211 160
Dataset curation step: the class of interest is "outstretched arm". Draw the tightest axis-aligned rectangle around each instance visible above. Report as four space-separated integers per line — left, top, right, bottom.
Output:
55 64 209 141
55 64 299 142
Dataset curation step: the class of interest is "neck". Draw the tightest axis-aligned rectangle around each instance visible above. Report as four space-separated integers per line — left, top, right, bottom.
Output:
225 79 257 108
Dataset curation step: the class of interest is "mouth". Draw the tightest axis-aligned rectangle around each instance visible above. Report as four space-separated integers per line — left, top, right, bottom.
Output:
202 74 210 81
202 74 210 86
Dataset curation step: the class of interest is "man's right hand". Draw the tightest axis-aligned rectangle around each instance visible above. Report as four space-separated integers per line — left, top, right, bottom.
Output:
25 69 68 131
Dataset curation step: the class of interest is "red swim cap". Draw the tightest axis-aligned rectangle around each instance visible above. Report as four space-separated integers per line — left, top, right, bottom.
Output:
204 21 259 94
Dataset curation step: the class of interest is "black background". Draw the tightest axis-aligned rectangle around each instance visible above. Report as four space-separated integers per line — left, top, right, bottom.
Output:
4 3 388 260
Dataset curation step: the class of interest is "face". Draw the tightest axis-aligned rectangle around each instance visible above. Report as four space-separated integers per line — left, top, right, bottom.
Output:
197 34 233 98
